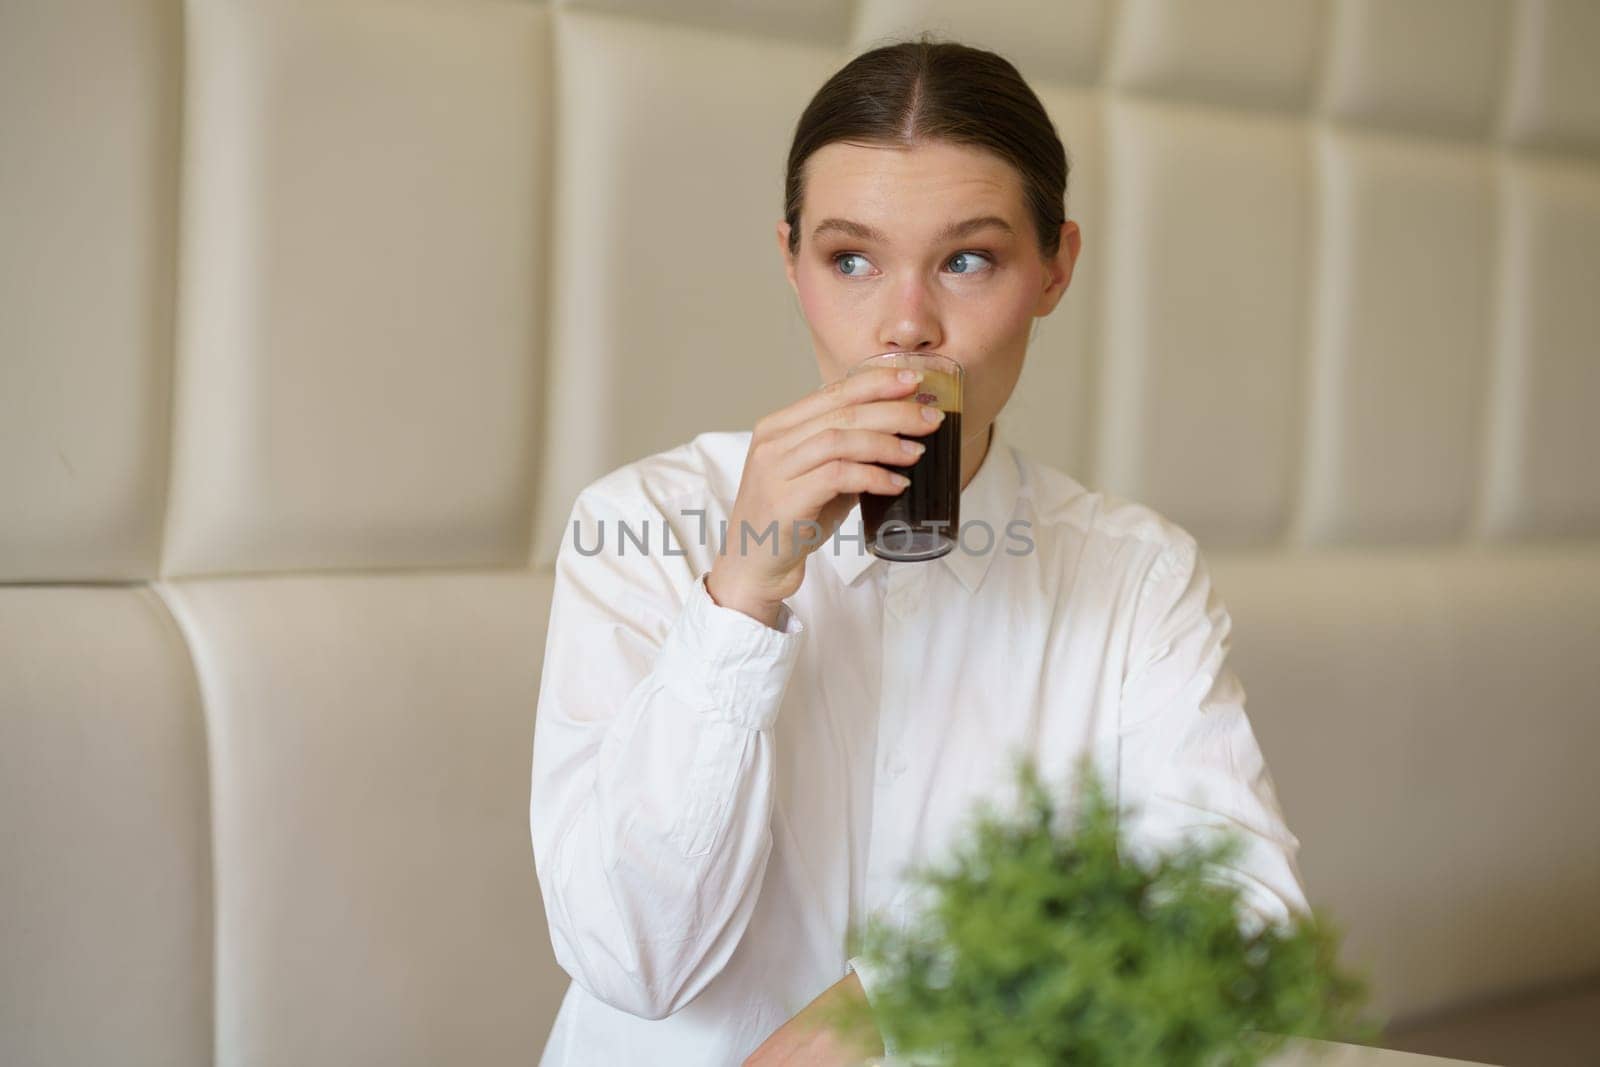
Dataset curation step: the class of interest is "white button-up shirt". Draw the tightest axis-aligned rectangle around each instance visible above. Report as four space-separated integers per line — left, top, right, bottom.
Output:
529 416 1310 1066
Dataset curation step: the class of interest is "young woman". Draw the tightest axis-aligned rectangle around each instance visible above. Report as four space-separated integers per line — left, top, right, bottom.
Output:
530 37 1309 1067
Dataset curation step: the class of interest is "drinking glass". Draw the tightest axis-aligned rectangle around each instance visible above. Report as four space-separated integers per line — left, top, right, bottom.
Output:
845 352 963 562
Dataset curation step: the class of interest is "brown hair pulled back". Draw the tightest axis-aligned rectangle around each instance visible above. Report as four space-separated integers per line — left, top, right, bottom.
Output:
784 34 1068 260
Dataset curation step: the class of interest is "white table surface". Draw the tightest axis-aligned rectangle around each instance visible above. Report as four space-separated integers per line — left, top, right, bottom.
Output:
871 1037 1492 1066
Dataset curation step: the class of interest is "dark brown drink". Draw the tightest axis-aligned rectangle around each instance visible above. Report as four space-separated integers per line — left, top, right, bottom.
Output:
846 355 964 562
862 408 962 560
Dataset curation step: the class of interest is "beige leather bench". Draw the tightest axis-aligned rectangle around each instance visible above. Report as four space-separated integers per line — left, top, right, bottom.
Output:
4 1 1596 1063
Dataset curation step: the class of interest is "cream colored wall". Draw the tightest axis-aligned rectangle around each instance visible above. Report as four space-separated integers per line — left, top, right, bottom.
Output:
2 1 1597 1063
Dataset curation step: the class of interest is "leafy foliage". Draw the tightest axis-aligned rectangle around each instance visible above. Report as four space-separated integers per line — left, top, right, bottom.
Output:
824 756 1382 1066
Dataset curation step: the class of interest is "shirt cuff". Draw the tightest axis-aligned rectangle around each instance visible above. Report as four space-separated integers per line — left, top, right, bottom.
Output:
653 571 805 732
846 955 896 1057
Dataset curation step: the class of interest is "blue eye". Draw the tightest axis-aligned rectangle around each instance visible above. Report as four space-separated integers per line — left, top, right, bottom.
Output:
829 251 993 278
834 253 871 277
947 251 993 275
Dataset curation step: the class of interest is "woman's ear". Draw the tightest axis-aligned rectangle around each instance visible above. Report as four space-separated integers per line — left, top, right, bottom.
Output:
1034 219 1082 317
776 221 799 295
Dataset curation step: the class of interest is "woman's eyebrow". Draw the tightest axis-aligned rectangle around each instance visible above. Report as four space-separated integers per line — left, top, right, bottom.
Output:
810 215 1015 244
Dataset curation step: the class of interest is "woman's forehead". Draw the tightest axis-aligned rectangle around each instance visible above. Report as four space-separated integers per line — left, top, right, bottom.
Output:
802 141 1025 237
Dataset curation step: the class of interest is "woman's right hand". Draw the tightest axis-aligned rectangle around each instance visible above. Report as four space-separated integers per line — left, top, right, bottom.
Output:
705 364 948 627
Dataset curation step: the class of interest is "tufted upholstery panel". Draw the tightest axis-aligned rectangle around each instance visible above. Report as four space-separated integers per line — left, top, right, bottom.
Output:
3 1 1597 1062
157 570 561 1065
0 587 211 1065
163 0 550 578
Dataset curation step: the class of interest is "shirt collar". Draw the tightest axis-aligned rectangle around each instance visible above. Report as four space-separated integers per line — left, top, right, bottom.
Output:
823 415 1021 595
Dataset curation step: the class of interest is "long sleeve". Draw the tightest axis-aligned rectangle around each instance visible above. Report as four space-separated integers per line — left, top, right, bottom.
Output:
1116 539 1312 937
529 488 806 1020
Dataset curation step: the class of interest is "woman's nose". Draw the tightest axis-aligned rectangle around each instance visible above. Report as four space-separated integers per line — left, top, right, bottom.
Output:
877 275 942 352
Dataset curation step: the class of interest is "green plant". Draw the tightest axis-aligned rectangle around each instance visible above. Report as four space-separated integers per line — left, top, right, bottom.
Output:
824 756 1382 1066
